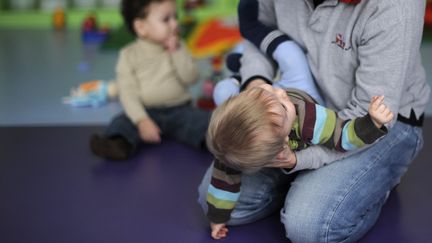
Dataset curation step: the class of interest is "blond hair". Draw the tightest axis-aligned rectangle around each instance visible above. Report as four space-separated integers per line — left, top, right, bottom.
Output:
207 87 287 174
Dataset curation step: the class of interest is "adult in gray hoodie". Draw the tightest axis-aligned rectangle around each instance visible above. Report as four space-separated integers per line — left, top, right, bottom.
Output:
198 0 430 242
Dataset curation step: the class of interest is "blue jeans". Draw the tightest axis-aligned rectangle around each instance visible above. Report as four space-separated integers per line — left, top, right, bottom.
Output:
198 121 424 242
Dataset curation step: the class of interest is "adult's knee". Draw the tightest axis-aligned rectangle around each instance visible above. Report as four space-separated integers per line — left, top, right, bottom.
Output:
280 192 385 243
281 205 358 243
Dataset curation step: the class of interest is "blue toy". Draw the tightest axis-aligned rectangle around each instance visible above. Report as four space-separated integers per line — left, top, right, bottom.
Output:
63 80 117 107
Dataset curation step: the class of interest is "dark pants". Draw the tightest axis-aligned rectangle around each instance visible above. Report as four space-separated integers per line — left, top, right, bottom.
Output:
104 103 211 153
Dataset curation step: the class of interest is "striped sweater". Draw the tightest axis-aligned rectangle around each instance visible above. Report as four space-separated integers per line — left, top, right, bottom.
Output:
207 89 387 224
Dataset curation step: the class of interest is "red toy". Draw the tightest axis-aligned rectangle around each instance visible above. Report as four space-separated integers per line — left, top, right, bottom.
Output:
426 0 432 27
81 13 109 43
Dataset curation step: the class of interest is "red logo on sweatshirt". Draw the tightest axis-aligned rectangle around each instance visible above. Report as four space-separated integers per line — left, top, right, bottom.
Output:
340 0 361 4
331 33 352 51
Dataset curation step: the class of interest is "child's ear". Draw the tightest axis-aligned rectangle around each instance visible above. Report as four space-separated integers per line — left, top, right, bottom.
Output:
133 19 147 37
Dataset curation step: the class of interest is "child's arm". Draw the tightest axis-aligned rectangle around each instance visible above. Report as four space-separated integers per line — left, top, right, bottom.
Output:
117 49 149 123
169 41 199 86
206 159 242 239
238 0 288 58
238 0 323 103
117 48 161 143
295 96 392 152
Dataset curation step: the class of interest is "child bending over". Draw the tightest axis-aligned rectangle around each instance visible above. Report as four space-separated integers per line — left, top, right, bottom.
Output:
205 83 393 239
90 0 210 160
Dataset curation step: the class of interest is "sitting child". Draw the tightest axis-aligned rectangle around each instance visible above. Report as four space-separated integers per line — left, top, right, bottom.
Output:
90 0 211 160
205 83 394 239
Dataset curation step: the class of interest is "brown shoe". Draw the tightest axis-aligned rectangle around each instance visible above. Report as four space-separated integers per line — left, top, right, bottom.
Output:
90 134 132 160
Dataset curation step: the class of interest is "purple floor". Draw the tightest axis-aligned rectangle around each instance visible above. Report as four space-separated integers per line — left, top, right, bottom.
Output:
0 121 431 243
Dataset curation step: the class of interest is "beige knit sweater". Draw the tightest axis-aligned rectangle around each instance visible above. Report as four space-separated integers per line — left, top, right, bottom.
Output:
116 38 198 124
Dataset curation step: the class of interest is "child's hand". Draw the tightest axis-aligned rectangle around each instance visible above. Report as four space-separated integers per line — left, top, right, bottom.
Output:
272 144 297 169
210 222 229 240
138 117 161 143
368 96 394 128
164 33 179 53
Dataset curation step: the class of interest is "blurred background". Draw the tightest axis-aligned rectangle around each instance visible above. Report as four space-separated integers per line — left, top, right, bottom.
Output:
0 0 243 126
0 0 431 126
0 2 431 242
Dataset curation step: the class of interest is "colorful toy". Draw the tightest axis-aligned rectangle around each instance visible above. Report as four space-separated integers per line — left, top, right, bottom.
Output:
52 7 66 30
81 13 110 43
196 78 216 110
82 13 97 32
426 0 432 27
187 18 242 58
186 17 243 110
195 43 245 110
63 80 118 107
183 0 205 11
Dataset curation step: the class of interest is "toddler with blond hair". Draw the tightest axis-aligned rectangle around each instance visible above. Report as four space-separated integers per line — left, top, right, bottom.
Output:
205 83 393 238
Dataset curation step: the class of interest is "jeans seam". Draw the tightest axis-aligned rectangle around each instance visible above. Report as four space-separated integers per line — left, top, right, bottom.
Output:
323 155 381 242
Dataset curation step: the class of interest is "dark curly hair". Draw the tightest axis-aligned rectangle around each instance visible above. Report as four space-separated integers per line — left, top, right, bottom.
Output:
121 0 168 36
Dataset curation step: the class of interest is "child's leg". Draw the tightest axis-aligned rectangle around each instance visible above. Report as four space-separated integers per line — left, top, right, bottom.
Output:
90 113 138 160
272 41 324 104
157 104 211 149
103 114 141 146
237 0 323 104
213 77 241 106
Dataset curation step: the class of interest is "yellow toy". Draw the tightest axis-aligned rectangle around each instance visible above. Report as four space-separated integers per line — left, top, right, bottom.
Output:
53 7 66 30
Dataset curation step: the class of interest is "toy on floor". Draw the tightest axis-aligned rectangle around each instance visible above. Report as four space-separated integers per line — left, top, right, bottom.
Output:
81 13 110 43
63 80 118 107
53 7 66 30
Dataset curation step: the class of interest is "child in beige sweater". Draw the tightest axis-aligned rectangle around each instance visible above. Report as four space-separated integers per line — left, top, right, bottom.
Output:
90 0 210 160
